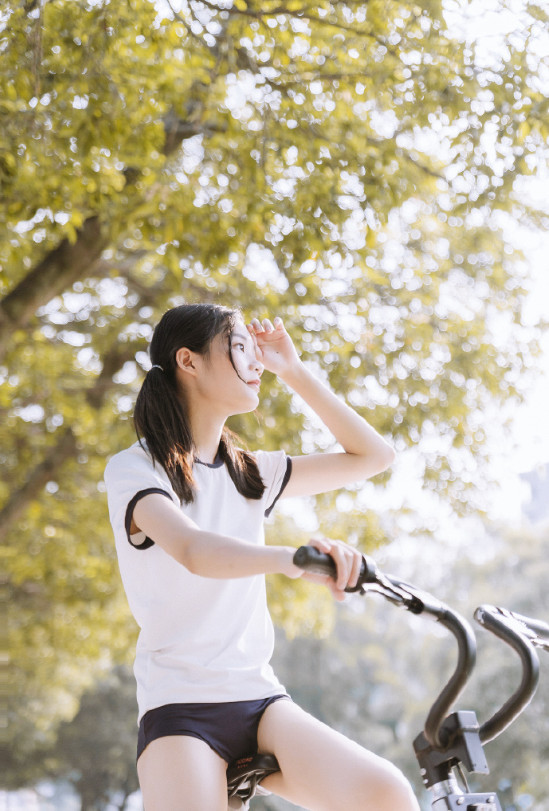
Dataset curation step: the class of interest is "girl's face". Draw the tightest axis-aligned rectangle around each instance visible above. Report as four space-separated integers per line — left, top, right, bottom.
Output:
201 320 264 415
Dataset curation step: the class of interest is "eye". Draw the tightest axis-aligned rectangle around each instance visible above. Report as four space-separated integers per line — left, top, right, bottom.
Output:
233 342 245 352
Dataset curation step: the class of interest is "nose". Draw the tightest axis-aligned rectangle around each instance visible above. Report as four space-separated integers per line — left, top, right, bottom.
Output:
252 351 264 376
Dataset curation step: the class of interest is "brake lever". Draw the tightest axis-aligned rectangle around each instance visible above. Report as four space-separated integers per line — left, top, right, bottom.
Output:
352 556 426 614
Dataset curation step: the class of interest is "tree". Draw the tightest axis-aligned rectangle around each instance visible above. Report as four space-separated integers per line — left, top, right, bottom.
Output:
44 665 140 811
2 0 548 784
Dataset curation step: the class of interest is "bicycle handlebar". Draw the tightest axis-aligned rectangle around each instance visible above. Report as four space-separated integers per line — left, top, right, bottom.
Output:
293 547 547 753
492 608 549 652
292 543 548 803
474 605 541 743
293 546 476 749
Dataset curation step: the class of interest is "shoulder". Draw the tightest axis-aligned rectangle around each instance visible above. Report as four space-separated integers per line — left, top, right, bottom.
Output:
104 441 164 492
104 441 151 477
104 441 176 522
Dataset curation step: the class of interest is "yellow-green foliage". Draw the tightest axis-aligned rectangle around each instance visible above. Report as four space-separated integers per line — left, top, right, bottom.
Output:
1 0 548 778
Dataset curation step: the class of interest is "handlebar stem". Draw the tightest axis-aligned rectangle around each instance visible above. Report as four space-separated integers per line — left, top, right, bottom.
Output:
414 710 489 787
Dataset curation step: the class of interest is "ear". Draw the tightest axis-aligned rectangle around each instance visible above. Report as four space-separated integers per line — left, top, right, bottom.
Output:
175 347 199 376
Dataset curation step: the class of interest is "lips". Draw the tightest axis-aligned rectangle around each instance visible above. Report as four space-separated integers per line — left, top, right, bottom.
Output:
247 380 261 391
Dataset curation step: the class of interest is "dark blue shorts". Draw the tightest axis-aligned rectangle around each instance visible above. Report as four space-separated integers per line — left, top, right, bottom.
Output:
137 695 289 764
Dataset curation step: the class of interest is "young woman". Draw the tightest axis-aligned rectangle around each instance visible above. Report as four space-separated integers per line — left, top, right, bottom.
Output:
104 303 419 811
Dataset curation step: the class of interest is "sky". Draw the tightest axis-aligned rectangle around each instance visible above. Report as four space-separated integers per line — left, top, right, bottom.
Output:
511 248 549 474
488 167 549 521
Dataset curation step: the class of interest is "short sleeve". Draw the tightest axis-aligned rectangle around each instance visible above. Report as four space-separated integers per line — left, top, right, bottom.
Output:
104 443 176 549
253 450 292 517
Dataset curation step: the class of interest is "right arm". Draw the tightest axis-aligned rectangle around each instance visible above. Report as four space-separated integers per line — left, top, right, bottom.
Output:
133 493 298 579
132 493 362 599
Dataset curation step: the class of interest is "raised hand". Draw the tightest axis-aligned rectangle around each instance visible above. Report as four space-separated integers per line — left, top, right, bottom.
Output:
247 317 301 379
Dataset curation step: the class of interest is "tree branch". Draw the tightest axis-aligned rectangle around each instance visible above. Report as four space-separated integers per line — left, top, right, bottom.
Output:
0 336 149 543
196 0 392 47
0 426 78 545
0 217 108 362
0 109 210 361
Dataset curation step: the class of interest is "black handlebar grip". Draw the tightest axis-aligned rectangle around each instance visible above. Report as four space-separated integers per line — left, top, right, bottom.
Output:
292 546 377 592
293 546 338 578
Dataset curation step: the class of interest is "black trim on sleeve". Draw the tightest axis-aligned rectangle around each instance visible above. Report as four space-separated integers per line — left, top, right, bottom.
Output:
265 457 293 517
125 488 174 549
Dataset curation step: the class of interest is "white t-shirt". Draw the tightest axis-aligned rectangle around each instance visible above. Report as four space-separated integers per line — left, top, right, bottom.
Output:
104 441 291 721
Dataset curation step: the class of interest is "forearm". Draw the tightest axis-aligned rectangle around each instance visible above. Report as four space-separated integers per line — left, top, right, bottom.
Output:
182 529 297 579
280 362 394 462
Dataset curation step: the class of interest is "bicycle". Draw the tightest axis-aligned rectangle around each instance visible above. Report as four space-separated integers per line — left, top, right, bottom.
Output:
226 546 549 810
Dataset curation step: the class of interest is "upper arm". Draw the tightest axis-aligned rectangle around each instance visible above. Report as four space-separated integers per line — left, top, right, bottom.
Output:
282 449 395 499
132 492 199 566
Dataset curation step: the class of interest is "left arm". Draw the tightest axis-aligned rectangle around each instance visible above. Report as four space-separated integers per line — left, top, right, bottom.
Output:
248 317 395 499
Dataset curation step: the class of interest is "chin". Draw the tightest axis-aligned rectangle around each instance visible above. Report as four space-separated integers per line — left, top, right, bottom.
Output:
227 395 259 417
243 400 259 414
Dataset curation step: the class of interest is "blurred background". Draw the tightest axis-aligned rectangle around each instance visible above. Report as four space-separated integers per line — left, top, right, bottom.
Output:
2 0 548 808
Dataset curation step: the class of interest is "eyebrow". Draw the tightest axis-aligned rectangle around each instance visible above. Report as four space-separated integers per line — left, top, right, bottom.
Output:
231 332 250 342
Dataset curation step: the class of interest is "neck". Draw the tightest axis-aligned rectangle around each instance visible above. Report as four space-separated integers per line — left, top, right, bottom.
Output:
187 403 225 464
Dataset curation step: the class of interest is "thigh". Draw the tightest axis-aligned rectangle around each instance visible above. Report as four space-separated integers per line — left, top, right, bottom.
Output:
137 734 228 811
257 699 419 811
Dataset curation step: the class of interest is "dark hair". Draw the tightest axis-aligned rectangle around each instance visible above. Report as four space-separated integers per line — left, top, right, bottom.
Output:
134 303 265 503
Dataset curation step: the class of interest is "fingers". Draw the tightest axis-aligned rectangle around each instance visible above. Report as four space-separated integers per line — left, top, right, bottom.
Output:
301 573 347 603
308 538 362 595
248 316 284 335
246 323 261 351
